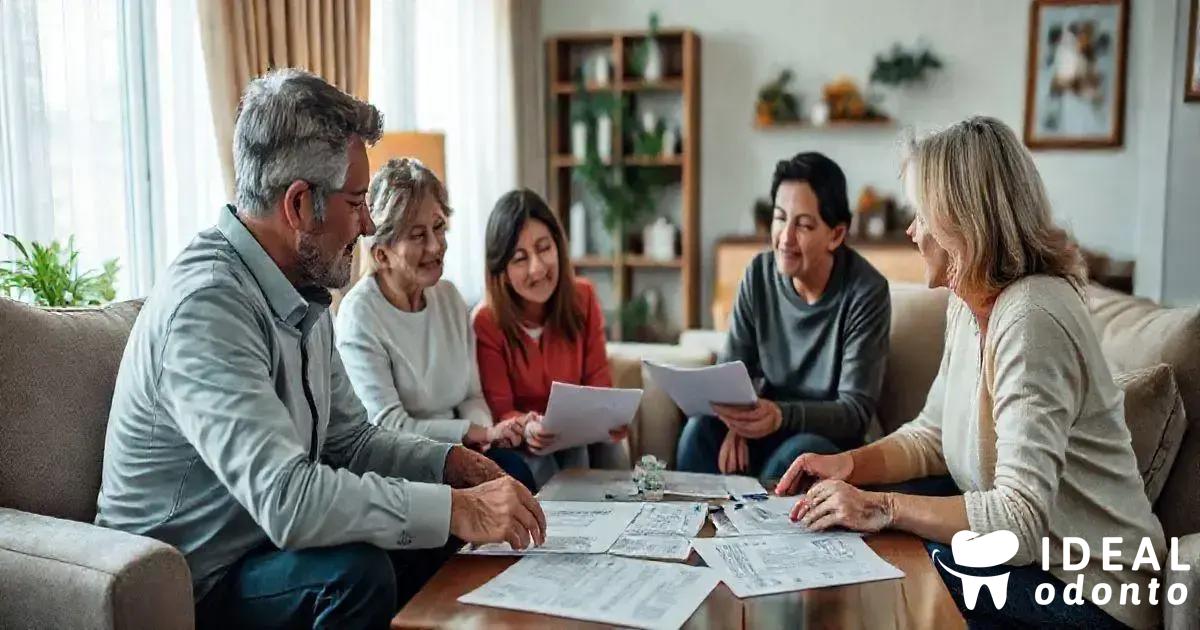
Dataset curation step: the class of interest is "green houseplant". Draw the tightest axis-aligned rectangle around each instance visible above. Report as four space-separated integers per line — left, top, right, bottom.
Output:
869 43 943 87
0 234 119 306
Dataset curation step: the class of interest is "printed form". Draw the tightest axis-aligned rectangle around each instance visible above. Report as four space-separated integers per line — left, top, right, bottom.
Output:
458 554 720 629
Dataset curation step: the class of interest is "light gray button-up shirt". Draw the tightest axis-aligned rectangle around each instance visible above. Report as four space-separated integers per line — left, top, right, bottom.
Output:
96 206 454 601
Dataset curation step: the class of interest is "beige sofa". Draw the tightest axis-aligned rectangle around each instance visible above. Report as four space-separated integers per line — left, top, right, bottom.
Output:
2 284 1199 628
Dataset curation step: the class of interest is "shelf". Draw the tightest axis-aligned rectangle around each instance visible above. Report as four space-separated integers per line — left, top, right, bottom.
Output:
625 256 683 268
571 256 615 268
624 155 683 167
551 79 684 94
551 155 681 168
552 81 618 94
570 255 683 269
619 79 684 92
754 118 895 130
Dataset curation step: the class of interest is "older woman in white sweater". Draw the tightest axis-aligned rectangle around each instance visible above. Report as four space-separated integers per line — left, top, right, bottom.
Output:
335 158 535 490
776 117 1163 629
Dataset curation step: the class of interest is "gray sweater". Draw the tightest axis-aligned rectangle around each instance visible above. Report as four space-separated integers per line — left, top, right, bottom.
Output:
723 248 890 446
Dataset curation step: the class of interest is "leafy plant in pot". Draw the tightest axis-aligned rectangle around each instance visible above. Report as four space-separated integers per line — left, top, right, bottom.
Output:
868 42 943 115
0 234 119 306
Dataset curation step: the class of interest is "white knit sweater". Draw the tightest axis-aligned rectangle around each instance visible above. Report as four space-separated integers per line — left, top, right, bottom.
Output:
877 275 1165 629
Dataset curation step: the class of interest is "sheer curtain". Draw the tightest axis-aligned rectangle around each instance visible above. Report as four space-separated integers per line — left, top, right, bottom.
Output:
0 0 224 300
371 0 519 304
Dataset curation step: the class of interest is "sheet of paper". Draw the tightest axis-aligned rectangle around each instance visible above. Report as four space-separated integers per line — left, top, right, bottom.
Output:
624 502 708 537
661 471 767 499
461 501 641 555
643 360 758 418
691 534 904 597
537 382 643 454
458 554 720 630
608 535 693 561
718 496 863 537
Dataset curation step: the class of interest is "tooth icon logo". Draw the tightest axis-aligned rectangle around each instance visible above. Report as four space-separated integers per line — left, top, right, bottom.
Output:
931 530 1020 610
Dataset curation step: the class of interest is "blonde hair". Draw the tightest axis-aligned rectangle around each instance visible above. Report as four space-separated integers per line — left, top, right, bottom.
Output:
366 157 452 262
901 116 1086 298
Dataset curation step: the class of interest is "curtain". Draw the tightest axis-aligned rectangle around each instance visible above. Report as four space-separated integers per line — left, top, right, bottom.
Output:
196 0 373 196
370 0 521 304
0 1 227 300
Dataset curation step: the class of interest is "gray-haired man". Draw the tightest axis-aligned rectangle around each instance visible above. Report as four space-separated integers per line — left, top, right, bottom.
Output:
95 69 546 629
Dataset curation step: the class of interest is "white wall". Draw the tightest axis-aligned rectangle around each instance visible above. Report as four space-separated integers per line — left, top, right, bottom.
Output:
1162 0 1200 306
541 0 1191 322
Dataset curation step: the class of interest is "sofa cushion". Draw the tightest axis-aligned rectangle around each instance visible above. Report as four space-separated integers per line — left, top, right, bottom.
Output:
0 298 142 523
1088 285 1200 537
1115 365 1187 504
877 286 950 435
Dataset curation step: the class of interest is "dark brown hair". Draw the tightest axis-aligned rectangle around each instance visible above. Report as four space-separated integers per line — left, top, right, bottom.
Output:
483 189 580 361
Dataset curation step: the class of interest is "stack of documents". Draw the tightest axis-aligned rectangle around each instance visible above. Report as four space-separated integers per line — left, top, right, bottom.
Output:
458 554 720 630
661 470 767 499
691 534 904 598
710 496 863 538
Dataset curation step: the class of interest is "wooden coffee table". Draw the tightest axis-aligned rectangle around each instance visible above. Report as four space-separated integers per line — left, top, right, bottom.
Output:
392 469 964 629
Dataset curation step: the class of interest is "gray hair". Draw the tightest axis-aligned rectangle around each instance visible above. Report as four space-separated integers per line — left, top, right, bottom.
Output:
900 116 1086 296
234 68 383 219
366 157 452 252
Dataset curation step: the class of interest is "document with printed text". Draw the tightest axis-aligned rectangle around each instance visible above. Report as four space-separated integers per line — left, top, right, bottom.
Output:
458 554 720 629
691 534 904 597
460 501 641 555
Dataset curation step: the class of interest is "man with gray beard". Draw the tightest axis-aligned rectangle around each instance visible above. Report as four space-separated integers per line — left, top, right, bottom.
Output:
95 69 546 629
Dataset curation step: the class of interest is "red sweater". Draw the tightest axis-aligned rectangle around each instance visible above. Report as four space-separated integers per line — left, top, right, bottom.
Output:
472 279 612 422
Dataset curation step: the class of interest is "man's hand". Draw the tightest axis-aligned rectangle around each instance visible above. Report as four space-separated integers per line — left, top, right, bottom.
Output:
450 476 547 549
463 425 493 452
718 431 750 474
442 445 505 488
712 399 782 439
490 419 524 449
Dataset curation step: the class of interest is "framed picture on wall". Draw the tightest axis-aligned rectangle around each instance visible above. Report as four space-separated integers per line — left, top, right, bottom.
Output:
1187 0 1200 102
1024 0 1130 149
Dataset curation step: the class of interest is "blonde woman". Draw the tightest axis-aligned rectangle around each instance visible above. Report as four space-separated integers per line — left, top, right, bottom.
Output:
775 117 1163 629
335 158 535 490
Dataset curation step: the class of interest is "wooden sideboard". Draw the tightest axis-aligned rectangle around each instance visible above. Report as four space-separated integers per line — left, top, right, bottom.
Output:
711 235 925 330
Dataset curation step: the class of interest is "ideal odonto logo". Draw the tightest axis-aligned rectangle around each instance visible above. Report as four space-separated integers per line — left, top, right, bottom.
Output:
933 530 1194 609
931 530 1020 609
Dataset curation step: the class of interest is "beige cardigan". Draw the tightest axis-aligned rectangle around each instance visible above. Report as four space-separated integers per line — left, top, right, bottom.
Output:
876 275 1165 629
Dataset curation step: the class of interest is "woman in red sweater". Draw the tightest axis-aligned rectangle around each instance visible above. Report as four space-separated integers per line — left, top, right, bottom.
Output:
473 189 628 486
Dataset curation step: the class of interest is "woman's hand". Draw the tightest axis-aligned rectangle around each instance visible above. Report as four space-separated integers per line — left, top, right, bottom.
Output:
524 418 557 452
775 452 854 496
608 424 630 443
718 431 750 474
488 419 524 449
712 399 782 439
789 479 893 533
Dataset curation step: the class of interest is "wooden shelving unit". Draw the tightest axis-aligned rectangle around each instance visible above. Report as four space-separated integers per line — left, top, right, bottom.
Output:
546 29 700 341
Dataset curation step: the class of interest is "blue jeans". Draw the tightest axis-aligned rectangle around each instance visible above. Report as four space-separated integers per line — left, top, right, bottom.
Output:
675 415 848 481
486 447 537 492
195 541 456 630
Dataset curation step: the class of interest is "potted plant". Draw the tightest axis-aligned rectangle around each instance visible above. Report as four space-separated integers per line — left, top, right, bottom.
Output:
868 42 943 117
0 234 119 306
755 70 802 126
629 12 664 81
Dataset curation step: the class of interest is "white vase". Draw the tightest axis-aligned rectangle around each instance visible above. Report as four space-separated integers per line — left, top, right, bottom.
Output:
643 39 663 81
596 115 613 161
592 55 611 86
810 101 830 127
569 202 588 258
643 217 676 261
571 121 587 160
661 128 678 157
